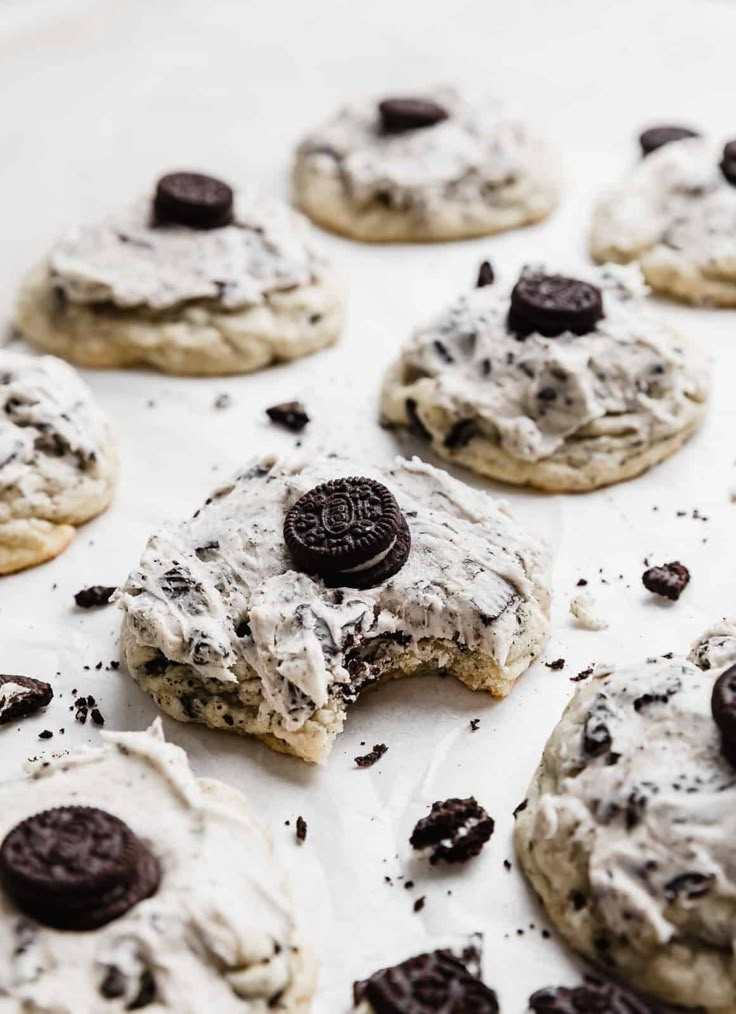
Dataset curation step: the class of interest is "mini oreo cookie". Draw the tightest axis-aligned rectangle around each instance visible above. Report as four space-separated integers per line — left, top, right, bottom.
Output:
0 806 160 930
508 272 604 338
353 949 499 1014
153 171 233 229
712 664 736 766
284 477 411 589
639 125 700 157
378 97 449 134
720 140 736 185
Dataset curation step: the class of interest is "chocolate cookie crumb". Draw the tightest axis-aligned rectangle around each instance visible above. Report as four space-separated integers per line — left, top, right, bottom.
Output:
38 730 53 740
545 658 565 670
410 797 494 865
469 718 480 732
413 896 426 913
74 586 116 609
355 743 388 768
295 816 307 843
642 561 690 601
476 260 495 287
213 393 231 410
266 401 310 433
529 973 664 1013
0 675 53 725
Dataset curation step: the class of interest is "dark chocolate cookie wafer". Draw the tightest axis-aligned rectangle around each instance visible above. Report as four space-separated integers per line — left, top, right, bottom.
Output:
712 664 736 766
509 272 604 338
0 674 53 725
720 140 736 186
639 125 700 158
284 477 411 589
0 806 160 929
410 796 495 865
378 97 449 134
153 171 234 229
354 949 499 1014
530 974 666 1013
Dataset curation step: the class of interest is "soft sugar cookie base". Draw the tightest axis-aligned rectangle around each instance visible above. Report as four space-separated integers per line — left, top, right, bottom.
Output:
0 445 117 574
16 265 344 376
120 614 549 765
290 157 560 243
380 364 707 493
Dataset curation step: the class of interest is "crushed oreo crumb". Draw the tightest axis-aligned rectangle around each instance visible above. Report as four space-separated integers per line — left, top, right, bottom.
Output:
642 562 690 601
410 797 494 865
545 658 565 671
213 393 231 410
74 586 116 609
295 816 307 843
266 401 310 433
355 743 388 768
469 718 480 732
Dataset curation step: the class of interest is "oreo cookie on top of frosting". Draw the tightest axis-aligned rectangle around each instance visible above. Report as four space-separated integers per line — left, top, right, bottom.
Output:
291 86 560 242
15 172 343 375
515 622 736 1010
592 128 736 305
0 720 312 1012
117 453 550 764
380 263 708 492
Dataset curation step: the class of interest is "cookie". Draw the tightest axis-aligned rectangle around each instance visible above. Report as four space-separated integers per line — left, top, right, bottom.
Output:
529 975 667 1013
0 351 117 573
353 947 498 1013
291 87 560 242
16 176 343 376
0 720 313 1011
380 264 708 492
117 453 551 763
591 132 736 305
409 797 494 865
515 626 736 1009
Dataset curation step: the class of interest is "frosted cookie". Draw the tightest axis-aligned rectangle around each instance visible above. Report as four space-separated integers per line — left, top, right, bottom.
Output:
591 129 736 305
0 351 117 574
291 88 560 242
380 264 708 492
16 172 343 375
0 720 313 1012
515 625 736 1010
117 454 551 764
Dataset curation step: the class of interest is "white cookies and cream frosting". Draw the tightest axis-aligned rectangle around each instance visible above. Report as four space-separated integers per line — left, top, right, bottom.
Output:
381 264 707 464
0 351 114 515
117 454 550 735
0 721 307 1013
47 190 329 312
516 627 736 1009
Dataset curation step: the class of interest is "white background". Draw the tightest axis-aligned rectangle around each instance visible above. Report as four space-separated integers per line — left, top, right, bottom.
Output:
1 0 735 1009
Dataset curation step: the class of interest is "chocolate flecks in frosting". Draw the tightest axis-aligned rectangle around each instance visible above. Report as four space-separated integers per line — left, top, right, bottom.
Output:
410 797 495 865
385 264 705 465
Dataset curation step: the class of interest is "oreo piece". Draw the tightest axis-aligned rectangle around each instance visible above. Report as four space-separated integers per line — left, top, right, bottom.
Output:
283 477 411 589
712 664 736 766
74 585 116 609
0 806 160 930
0 674 53 725
353 949 499 1014
266 401 310 433
641 561 690 601
720 140 736 185
410 796 494 865
378 97 449 134
476 261 495 288
529 974 665 1012
508 272 604 338
639 125 700 157
153 172 233 229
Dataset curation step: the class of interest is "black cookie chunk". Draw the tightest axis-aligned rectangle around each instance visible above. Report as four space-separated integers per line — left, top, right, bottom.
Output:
378 97 449 134
720 140 736 185
410 797 494 865
153 171 234 229
476 260 495 287
712 663 736 766
354 949 499 1014
530 974 666 1012
639 125 700 157
74 585 116 608
508 271 604 338
0 806 160 930
0 674 53 725
641 561 689 601
266 401 310 432
284 477 411 589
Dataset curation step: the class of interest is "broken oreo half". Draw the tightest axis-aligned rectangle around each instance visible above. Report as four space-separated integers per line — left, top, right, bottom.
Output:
153 171 234 229
353 949 499 1014
378 97 449 134
638 125 700 158
508 271 604 338
0 806 160 930
410 796 495 865
0 674 53 725
284 476 411 589
641 561 689 601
